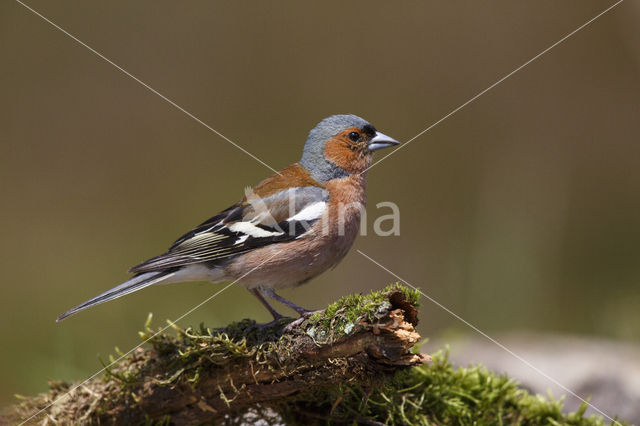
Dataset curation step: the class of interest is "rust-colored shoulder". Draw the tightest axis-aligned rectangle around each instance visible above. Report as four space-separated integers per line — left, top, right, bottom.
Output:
245 163 324 200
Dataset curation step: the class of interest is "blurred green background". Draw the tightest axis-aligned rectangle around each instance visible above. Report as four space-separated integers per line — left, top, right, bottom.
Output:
1 0 639 410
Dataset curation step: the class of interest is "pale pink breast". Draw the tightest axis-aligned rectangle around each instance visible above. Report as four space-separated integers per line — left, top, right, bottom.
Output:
224 175 367 289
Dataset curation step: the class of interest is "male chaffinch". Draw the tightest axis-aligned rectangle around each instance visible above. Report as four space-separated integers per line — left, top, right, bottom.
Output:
57 114 399 322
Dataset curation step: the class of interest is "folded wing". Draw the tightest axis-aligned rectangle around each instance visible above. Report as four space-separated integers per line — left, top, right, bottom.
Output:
129 186 329 274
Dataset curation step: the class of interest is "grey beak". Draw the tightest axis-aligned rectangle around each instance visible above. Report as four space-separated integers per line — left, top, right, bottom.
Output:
367 131 400 152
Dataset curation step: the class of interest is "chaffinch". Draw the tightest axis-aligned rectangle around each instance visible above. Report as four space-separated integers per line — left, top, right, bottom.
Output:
57 114 400 322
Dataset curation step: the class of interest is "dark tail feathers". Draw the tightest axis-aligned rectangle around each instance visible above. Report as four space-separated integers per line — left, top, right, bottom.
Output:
56 271 175 322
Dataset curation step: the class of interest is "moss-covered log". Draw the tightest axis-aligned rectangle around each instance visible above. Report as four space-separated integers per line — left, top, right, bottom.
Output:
5 285 626 425
8 286 427 425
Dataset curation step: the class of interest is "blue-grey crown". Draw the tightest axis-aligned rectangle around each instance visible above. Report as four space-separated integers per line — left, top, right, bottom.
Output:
300 114 372 182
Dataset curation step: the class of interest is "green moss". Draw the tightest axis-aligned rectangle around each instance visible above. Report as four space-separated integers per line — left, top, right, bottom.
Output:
280 349 625 425
8 285 627 425
307 283 420 343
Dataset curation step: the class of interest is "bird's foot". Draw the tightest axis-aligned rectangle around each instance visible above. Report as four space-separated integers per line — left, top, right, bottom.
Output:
246 316 291 334
284 309 324 331
255 315 292 330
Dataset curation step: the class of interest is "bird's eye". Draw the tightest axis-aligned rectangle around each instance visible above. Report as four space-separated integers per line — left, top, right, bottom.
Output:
348 131 360 142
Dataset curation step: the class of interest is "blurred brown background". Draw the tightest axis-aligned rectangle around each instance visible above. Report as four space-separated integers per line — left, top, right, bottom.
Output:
1 0 639 417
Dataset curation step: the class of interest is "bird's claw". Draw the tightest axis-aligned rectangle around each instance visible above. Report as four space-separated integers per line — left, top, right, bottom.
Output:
284 309 324 331
251 317 291 331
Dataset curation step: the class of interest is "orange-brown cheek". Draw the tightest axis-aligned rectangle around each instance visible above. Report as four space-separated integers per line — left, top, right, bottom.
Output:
324 139 372 174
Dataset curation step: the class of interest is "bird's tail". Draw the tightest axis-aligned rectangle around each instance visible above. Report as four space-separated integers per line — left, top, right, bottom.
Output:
56 270 176 322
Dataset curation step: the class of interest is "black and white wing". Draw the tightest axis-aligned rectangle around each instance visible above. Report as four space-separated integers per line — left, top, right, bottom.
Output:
129 186 328 274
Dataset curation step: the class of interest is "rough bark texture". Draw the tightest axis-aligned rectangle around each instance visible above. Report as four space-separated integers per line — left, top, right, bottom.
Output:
7 286 427 425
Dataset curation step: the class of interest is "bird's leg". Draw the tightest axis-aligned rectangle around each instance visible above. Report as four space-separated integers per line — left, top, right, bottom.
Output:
249 288 285 321
259 287 315 317
254 288 324 331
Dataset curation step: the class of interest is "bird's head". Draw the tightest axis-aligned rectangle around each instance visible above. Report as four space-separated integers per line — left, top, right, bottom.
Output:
300 114 399 182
